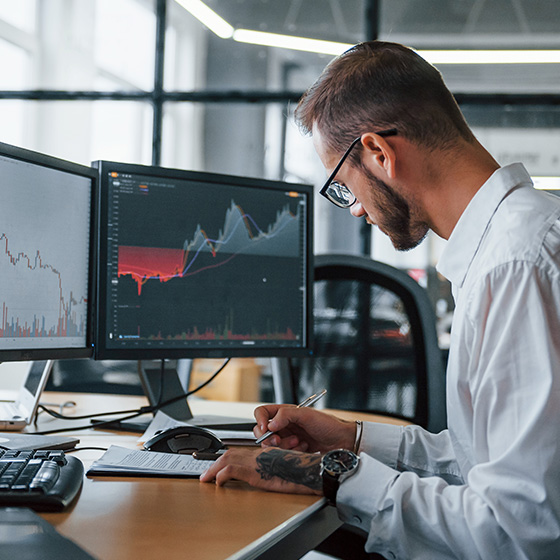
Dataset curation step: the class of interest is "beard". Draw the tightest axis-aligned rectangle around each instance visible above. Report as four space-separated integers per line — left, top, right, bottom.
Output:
362 167 429 251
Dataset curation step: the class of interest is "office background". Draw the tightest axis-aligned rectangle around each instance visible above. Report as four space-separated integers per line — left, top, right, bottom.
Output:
1 0 560 357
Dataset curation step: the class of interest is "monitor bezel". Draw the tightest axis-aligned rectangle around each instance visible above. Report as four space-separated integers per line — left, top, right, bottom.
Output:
93 160 314 360
0 141 97 362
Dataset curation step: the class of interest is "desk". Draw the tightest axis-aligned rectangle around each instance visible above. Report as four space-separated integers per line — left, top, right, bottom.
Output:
18 392 409 560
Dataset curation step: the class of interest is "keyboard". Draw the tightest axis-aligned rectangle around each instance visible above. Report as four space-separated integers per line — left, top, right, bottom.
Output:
0 449 83 511
0 401 20 417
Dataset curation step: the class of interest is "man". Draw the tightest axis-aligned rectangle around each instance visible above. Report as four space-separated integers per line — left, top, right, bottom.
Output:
201 41 560 559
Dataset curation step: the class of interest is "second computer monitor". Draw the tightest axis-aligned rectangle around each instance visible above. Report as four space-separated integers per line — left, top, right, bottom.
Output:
93 161 313 360
0 142 96 362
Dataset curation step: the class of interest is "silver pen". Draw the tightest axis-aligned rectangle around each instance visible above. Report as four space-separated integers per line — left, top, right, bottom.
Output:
255 389 327 445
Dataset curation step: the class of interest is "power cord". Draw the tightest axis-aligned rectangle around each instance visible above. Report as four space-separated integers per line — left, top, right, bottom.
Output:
34 358 231 435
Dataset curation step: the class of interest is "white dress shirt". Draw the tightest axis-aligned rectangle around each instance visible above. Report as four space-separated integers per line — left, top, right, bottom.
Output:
336 163 560 560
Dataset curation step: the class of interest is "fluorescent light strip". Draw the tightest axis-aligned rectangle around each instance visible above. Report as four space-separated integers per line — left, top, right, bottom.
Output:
174 0 233 39
421 49 560 64
233 29 350 56
176 1 560 63
533 177 560 190
232 30 560 64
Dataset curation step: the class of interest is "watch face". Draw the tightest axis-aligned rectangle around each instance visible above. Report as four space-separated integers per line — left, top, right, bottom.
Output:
323 449 359 474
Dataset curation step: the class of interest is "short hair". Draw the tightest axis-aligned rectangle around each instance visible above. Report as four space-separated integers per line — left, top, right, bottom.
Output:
294 41 475 156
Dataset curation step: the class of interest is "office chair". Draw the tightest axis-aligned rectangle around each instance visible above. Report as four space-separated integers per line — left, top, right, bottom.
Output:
290 253 447 433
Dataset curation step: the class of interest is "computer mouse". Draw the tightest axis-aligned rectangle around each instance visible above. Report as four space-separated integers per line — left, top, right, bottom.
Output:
143 425 225 454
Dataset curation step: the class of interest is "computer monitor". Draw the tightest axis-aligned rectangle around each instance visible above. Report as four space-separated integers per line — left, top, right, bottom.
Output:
0 142 96 362
93 161 313 361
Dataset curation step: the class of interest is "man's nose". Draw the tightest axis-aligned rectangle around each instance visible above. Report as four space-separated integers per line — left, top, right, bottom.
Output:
350 200 366 218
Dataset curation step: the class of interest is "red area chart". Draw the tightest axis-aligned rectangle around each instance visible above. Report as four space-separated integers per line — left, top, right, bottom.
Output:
117 245 186 296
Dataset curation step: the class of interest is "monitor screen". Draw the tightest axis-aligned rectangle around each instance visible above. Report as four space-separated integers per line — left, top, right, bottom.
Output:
0 142 96 361
94 161 313 360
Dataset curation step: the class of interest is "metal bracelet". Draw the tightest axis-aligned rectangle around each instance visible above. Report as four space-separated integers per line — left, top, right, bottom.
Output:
353 420 363 454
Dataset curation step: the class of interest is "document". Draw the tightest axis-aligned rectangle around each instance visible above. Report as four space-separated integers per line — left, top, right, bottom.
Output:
87 445 216 478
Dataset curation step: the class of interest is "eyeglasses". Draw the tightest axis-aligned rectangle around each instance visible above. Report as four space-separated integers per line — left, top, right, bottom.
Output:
319 128 398 208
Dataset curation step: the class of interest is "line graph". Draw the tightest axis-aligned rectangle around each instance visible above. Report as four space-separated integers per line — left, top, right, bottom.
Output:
0 152 91 352
103 169 309 351
0 233 88 340
117 200 301 296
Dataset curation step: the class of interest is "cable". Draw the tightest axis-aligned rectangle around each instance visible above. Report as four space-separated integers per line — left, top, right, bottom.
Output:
34 358 232 435
34 410 148 435
37 404 147 421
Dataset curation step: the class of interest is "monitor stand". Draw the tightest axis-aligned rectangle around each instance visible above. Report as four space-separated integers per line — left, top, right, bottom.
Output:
142 361 256 430
95 361 256 433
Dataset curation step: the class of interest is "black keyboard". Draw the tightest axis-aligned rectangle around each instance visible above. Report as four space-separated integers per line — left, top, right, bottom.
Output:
0 449 83 511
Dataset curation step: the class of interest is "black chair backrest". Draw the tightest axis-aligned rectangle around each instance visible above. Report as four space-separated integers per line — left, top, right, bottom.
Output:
292 254 447 432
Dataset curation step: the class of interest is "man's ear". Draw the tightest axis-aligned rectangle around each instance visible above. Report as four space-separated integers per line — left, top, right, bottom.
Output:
360 132 397 179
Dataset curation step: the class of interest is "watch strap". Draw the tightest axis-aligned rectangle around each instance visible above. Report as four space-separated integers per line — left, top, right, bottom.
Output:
322 470 340 506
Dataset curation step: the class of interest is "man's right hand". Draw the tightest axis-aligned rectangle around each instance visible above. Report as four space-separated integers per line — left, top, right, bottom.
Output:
253 404 357 453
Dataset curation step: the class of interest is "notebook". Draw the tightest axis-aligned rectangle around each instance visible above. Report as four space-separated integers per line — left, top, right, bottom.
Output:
0 360 53 430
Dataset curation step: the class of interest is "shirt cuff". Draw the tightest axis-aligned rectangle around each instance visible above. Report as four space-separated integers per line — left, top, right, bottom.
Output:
336 453 398 533
359 421 403 469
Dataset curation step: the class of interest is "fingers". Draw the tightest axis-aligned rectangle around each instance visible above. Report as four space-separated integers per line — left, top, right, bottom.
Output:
253 405 341 453
257 404 308 434
214 464 251 487
254 404 285 434
199 449 262 489
199 451 232 483
265 438 309 452
200 448 260 485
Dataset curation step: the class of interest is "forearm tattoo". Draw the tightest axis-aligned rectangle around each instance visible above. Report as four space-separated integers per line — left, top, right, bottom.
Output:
256 449 322 491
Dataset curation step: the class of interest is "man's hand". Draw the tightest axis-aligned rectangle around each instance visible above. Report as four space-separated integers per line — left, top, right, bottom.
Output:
253 404 356 453
199 446 323 495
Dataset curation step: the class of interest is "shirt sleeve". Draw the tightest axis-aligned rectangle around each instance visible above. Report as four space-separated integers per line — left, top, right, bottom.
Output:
359 422 464 485
335 260 560 560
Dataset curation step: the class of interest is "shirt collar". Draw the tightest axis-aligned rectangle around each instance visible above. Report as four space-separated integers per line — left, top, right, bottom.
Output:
437 163 533 287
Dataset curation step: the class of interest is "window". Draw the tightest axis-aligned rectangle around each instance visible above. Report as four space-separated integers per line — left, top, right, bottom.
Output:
0 0 558 272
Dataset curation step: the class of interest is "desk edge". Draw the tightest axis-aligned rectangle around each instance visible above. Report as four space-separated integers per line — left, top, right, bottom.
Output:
226 497 341 560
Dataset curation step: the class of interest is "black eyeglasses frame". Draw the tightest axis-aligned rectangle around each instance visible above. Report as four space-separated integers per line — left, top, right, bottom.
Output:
319 128 398 208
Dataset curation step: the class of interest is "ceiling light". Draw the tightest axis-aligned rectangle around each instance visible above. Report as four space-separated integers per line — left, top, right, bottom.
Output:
233 29 349 56
174 0 233 39
176 1 560 64
420 50 560 64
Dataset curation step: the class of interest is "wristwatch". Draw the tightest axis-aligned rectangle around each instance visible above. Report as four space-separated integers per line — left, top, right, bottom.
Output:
320 449 360 506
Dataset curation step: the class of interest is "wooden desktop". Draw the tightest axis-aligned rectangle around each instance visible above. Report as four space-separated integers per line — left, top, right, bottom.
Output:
17 392 409 560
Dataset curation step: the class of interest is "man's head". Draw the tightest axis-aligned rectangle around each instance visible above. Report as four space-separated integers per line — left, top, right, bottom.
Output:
295 41 479 250
295 41 474 156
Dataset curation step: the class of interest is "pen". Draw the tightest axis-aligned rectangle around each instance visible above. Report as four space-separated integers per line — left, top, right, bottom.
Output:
255 389 327 445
